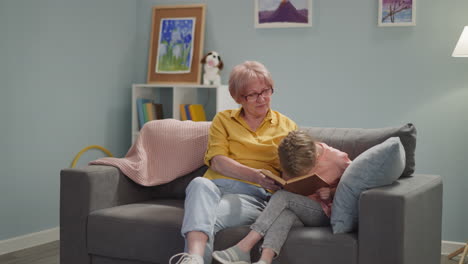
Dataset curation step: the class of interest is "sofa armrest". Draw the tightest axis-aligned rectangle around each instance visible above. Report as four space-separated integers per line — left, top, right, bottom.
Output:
60 165 152 264
358 174 442 264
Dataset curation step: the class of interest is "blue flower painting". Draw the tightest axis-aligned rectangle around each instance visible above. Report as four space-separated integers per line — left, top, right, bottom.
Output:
156 18 196 73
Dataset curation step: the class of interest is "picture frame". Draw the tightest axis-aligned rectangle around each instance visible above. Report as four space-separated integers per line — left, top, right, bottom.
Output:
147 4 206 84
255 0 312 29
378 0 416 27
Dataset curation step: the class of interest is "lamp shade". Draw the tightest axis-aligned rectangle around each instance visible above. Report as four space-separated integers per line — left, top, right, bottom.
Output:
452 26 468 57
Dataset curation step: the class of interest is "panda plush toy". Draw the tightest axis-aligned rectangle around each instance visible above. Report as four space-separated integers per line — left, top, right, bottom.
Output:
201 51 224 85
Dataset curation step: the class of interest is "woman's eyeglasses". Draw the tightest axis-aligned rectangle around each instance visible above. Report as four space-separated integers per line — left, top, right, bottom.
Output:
244 88 274 102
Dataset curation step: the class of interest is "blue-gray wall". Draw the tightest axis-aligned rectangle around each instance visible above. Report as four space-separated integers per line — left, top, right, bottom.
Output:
1 0 467 243
136 0 468 242
0 0 136 240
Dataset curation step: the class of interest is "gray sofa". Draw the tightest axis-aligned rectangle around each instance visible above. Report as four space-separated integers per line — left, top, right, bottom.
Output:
60 124 443 264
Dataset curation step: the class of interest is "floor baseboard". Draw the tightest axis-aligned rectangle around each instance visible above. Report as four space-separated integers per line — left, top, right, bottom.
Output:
442 240 467 256
0 227 59 256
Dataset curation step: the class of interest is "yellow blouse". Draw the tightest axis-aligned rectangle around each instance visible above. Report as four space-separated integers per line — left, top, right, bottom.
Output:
203 108 297 185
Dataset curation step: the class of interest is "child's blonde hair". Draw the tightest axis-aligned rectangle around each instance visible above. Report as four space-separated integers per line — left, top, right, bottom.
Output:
278 130 317 178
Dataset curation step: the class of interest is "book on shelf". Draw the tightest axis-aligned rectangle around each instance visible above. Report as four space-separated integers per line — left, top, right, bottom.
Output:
184 104 192 120
180 104 207 121
144 102 155 121
137 99 165 129
142 103 149 123
188 104 207 121
260 169 329 196
137 98 151 129
154 103 163 119
180 104 188 120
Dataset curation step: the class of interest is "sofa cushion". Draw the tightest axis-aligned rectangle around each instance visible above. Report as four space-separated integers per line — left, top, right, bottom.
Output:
279 227 357 264
87 200 185 263
150 165 208 199
330 137 406 234
215 226 358 264
88 201 358 264
302 123 416 177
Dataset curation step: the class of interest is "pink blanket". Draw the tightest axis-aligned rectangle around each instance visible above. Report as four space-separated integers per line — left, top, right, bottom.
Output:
90 119 211 186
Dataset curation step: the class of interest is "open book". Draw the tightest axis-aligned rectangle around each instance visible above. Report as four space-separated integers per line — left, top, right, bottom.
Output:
261 169 329 196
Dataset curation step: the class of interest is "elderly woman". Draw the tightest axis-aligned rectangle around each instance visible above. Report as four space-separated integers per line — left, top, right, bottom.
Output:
170 61 297 264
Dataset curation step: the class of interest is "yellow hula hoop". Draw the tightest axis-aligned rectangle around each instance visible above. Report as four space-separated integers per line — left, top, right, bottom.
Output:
70 145 114 168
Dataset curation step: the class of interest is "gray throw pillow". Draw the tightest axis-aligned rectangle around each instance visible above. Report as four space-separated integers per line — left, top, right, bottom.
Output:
302 123 416 177
330 137 406 234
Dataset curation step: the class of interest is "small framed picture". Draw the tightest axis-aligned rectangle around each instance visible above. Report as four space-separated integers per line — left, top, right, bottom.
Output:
255 0 312 29
378 0 416 27
147 4 206 84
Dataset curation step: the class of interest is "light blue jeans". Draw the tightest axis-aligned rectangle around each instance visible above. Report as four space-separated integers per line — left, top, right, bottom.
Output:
181 177 271 264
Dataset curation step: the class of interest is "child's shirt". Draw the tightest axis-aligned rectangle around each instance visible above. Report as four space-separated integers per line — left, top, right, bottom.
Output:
307 142 351 217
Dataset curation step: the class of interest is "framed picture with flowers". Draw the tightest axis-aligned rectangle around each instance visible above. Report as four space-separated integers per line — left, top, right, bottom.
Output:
147 4 206 84
378 0 416 27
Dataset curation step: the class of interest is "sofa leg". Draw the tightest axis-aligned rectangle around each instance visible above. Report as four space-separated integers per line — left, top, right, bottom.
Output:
447 242 468 264
458 243 468 264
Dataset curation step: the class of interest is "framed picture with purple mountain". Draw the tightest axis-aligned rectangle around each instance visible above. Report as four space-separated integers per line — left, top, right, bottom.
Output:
255 0 312 28
378 0 416 27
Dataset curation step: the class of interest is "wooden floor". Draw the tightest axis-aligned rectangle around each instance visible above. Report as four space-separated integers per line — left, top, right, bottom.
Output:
0 241 59 264
0 241 463 264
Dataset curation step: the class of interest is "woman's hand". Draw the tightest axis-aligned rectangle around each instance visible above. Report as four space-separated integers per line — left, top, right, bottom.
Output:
316 187 331 201
211 156 281 190
255 169 281 191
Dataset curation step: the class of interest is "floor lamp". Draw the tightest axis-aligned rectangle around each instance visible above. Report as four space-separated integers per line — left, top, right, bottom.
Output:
448 25 468 264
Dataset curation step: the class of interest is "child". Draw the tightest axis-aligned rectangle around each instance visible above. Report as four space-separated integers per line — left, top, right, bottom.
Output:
212 130 351 264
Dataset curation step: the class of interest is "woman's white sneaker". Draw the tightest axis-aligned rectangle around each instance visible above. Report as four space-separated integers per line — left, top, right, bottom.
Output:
169 253 204 264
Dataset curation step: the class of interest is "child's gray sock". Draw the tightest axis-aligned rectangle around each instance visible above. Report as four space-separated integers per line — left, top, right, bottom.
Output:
212 245 251 264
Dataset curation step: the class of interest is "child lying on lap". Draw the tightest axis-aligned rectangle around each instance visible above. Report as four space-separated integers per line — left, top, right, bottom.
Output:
212 130 351 264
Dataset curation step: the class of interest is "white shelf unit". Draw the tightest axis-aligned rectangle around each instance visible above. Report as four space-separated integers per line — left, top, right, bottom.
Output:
132 84 238 143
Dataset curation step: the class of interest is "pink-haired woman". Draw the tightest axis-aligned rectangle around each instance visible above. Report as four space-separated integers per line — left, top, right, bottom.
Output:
169 61 297 264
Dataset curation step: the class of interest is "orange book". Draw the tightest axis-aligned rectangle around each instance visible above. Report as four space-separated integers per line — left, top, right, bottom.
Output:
261 169 329 196
188 104 207 121
180 104 188 120
144 103 155 121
